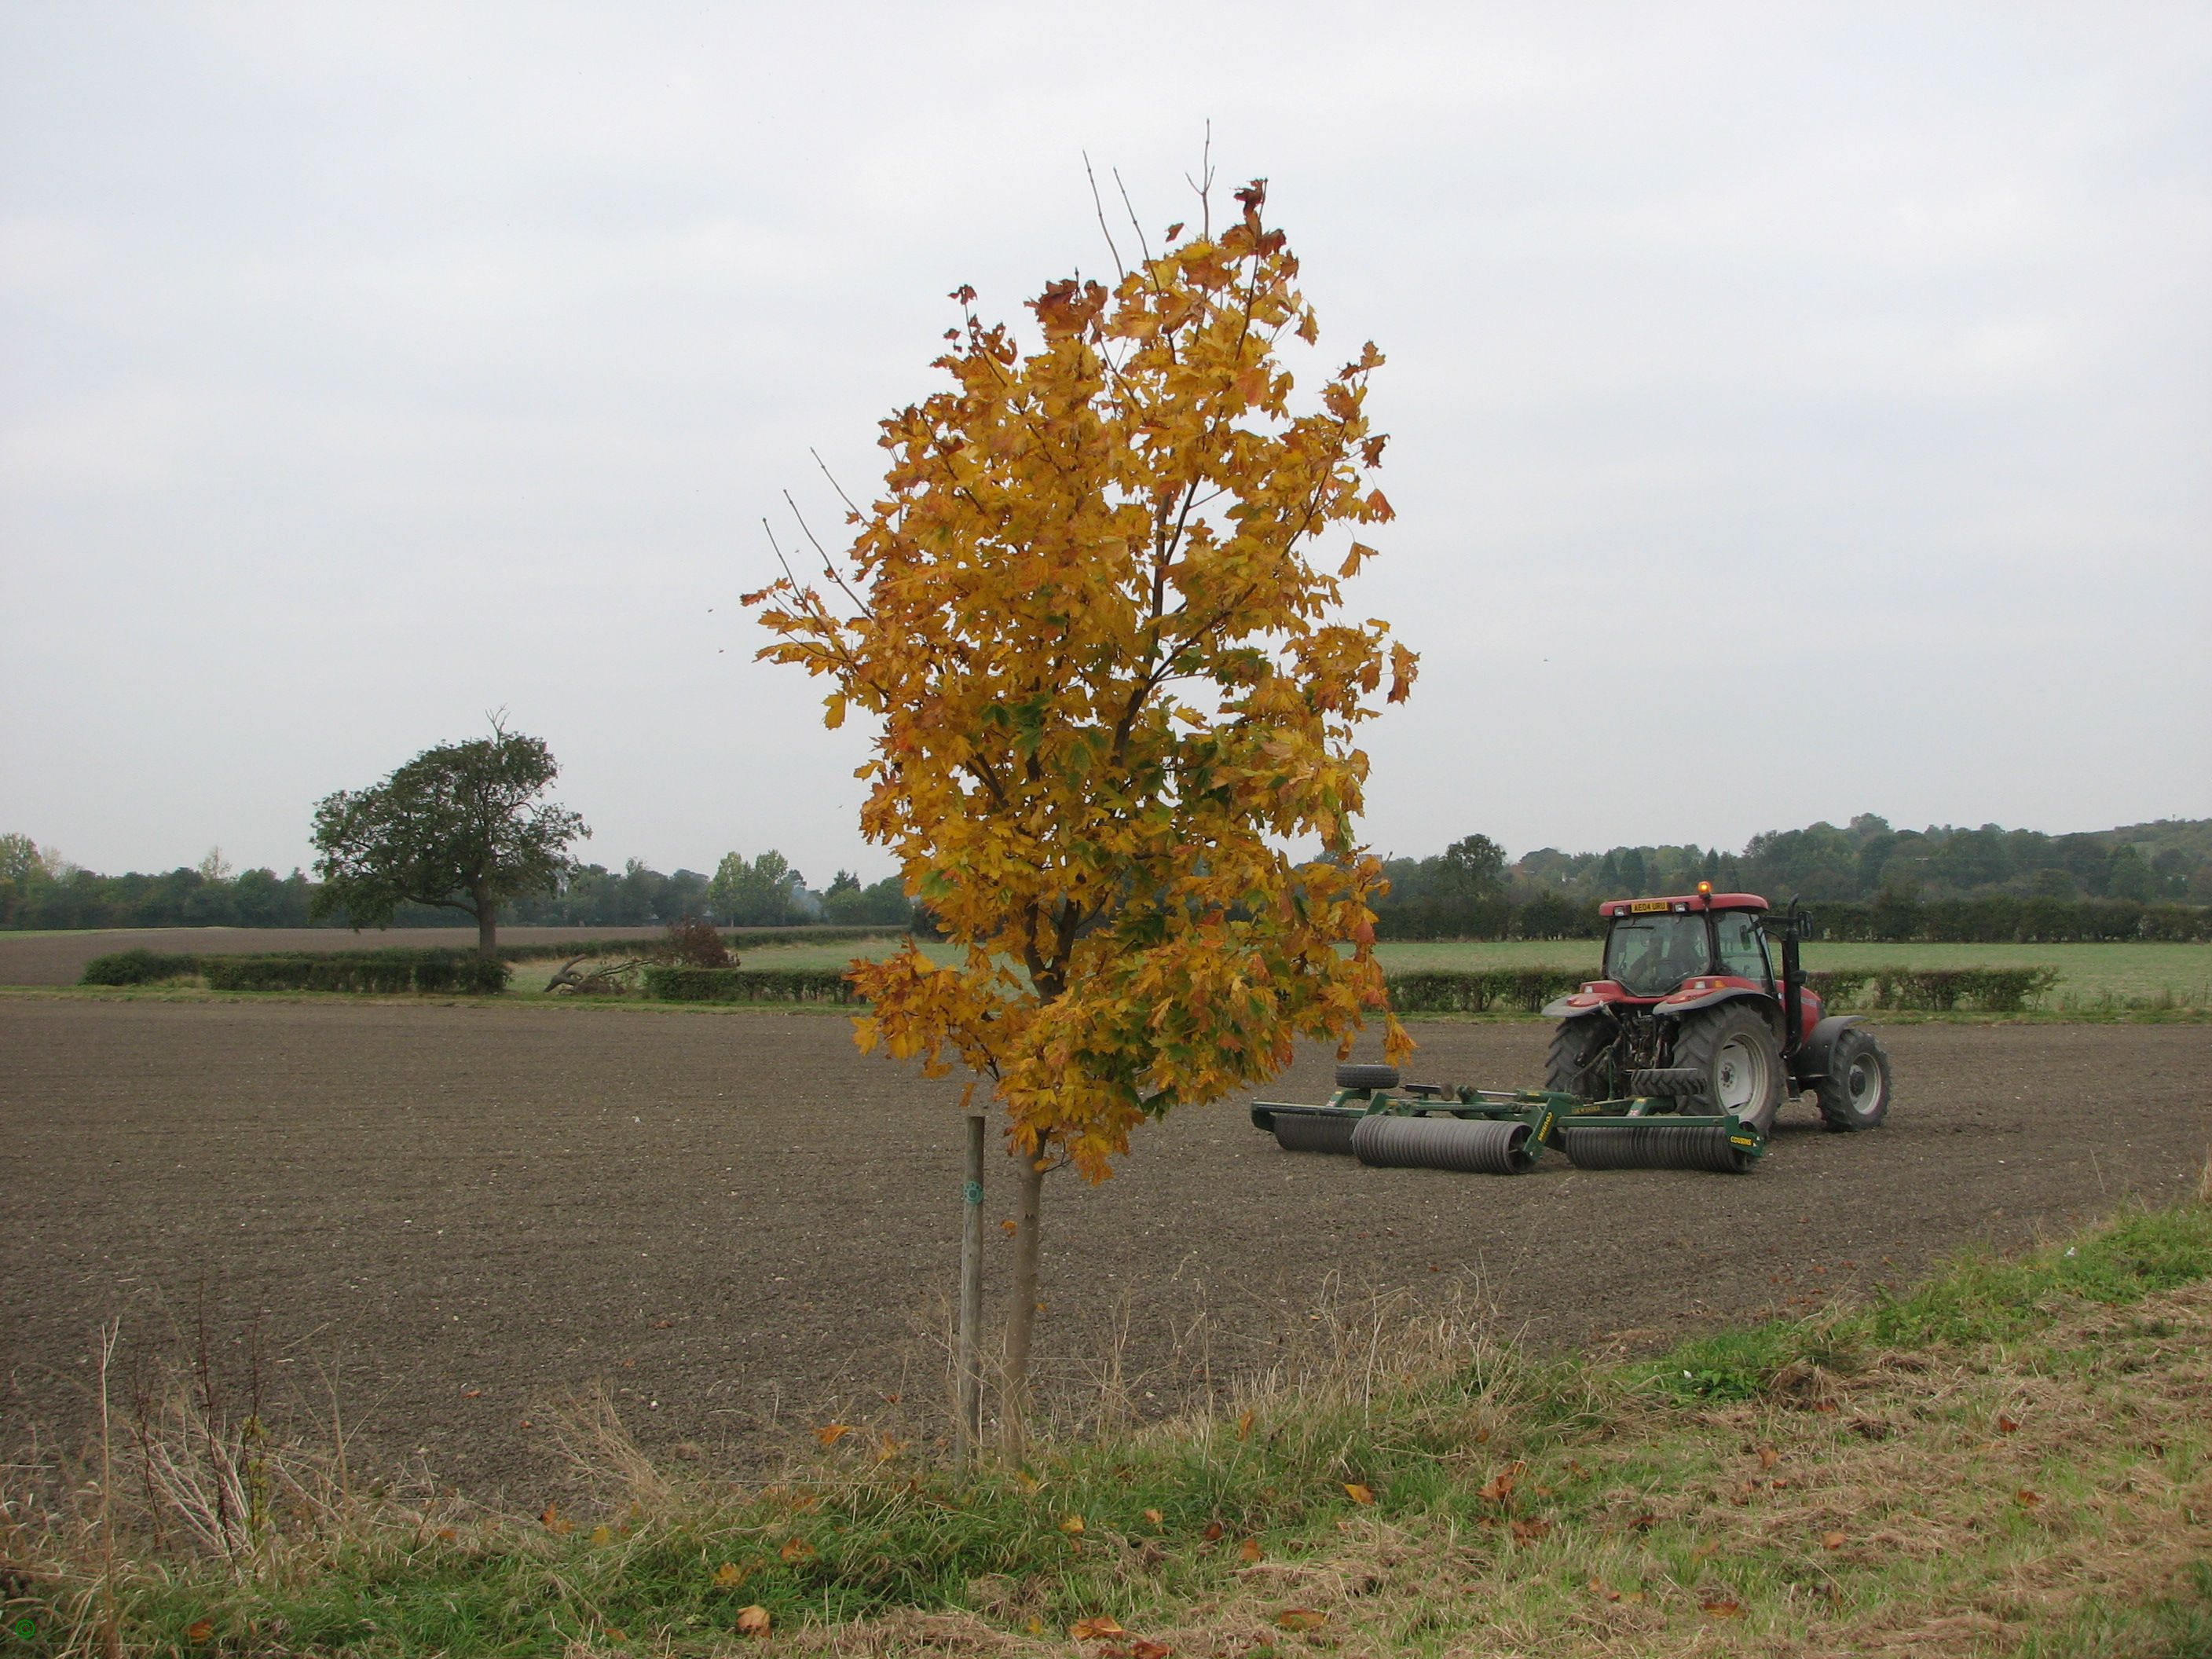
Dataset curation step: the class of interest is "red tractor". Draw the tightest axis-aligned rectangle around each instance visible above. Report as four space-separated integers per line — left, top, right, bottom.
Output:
1542 886 1892 1136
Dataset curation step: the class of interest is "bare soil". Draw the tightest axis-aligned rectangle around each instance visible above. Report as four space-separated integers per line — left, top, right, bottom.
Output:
0 925 676 986
3 1000 2205 1509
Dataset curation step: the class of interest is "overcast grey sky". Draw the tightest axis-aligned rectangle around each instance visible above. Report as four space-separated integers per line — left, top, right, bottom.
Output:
5 2 2207 882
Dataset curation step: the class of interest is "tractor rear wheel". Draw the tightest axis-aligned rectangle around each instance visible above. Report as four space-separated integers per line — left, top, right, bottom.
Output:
1669 1004 1782 1133
1544 1017 1612 1099
1815 1027 1892 1131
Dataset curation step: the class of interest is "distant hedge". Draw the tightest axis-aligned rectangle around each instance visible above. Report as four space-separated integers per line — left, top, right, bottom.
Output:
1807 966 2058 1013
642 965 862 1004
1381 968 1587 1014
493 926 903 965
81 949 509 995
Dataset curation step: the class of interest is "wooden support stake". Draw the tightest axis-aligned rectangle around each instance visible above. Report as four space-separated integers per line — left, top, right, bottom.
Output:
954 1111 986 1470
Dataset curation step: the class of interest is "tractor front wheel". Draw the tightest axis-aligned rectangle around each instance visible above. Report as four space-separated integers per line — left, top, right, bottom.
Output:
1815 1027 1892 1131
1670 1004 1782 1133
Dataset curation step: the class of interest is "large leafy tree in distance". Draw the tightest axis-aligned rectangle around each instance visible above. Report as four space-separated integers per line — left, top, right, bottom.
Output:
310 720 588 958
747 178 1415 1452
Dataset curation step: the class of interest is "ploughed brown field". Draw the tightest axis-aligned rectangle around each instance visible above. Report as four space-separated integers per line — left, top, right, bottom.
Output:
4 998 2206 1507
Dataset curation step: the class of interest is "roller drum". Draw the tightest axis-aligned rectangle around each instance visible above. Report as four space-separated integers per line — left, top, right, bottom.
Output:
1351 1113 1535 1174
1273 1111 1358 1155
1557 1124 1752 1174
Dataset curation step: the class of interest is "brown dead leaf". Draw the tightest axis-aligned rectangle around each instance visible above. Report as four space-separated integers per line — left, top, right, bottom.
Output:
185 1621 215 1643
1822 1531 1847 1551
778 1536 815 1562
1690 1541 1719 1562
539 1502 573 1536
1060 1513 1086 1534
735 1603 771 1638
1143 1507 1165 1527
460 1387 482 1398
1998 1413 2020 1434
1236 1408 1255 1441
1588 1577 1620 1602
1275 1609 1327 1631
1701 1598 1745 1618
1201 1521 1225 1541
815 1423 852 1447
1069 1614 1126 1639
2015 1489 2042 1508
1509 1517 1552 1541
1476 1460 1525 1503
1130 1642 1171 1659
1756 1445 1779 1469
1238 1536 1264 1563
1000 1218 1018 1236
1342 1481 1375 1505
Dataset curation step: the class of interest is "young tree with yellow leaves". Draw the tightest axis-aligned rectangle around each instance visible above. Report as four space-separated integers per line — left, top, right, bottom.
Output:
746 178 1415 1455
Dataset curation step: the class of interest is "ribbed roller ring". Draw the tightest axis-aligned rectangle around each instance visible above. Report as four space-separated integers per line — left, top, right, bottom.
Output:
1351 1114 1536 1174
1558 1124 1752 1174
1273 1111 1359 1155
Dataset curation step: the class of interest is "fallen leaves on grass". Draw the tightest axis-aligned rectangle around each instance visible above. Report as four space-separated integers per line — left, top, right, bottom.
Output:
779 1536 816 1562
2016 1489 2042 1508
1275 1609 1327 1630
184 1620 215 1643
1143 1507 1164 1527
712 1563 745 1589
1342 1482 1375 1504
1475 1460 1525 1503
815 1423 852 1447
735 1604 771 1638
539 1503 573 1536
1069 1614 1126 1639
1236 1409 1255 1441
1508 1518 1552 1542
1060 1514 1086 1534
1822 1531 1847 1551
1237 1537 1264 1563
1701 1597 1745 1618
1998 1413 2020 1434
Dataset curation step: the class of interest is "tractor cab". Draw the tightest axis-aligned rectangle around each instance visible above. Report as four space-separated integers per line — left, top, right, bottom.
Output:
1599 892 1773 999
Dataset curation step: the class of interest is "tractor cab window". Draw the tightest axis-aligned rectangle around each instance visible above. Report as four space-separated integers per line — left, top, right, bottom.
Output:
1603 913 1712 996
1714 910 1771 983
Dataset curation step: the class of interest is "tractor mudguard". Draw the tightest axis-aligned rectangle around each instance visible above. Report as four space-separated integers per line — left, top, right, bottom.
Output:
1542 994 1608 1019
1649 984 1772 1022
1790 1014 1868 1085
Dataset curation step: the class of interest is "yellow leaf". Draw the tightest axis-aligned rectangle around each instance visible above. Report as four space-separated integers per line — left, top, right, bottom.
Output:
824 693 848 730
1276 1608 1326 1630
1342 1481 1375 1505
1236 1408 1255 1441
815 1423 852 1447
588 1524 613 1546
1822 1531 1846 1551
539 1503 573 1536
735 1603 771 1638
1060 1513 1086 1534
779 1536 815 1562
1069 1614 1126 1639
1238 1536 1263 1563
713 1562 745 1589
1143 1507 1164 1527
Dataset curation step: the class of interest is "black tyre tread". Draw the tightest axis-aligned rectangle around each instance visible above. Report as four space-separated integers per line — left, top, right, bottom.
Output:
1559 1124 1752 1174
1815 1027 1893 1133
1274 1112 1358 1155
1351 1114 1536 1174
1667 1003 1784 1133
1335 1063 1401 1091
1544 1019 1611 1098
1628 1066 1705 1097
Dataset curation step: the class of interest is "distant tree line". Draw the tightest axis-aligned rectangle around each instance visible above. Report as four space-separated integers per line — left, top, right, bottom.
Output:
0 833 920 933
1370 815 2212 942
9 811 2207 941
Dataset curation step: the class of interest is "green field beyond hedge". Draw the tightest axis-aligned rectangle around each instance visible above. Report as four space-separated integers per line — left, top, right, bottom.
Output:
709 937 2210 1012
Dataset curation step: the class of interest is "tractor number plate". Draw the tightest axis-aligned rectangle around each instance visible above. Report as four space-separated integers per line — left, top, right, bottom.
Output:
1628 899 1672 914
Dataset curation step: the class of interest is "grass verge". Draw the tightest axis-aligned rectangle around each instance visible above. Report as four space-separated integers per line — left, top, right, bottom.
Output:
6 1186 2209 1657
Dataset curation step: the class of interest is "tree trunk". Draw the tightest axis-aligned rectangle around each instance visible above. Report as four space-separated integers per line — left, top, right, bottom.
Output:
475 889 498 960
998 1148 1049 1460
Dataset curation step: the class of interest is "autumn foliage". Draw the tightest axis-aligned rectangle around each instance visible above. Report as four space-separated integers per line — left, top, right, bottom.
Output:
746 175 1415 1441
750 175 1412 1160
